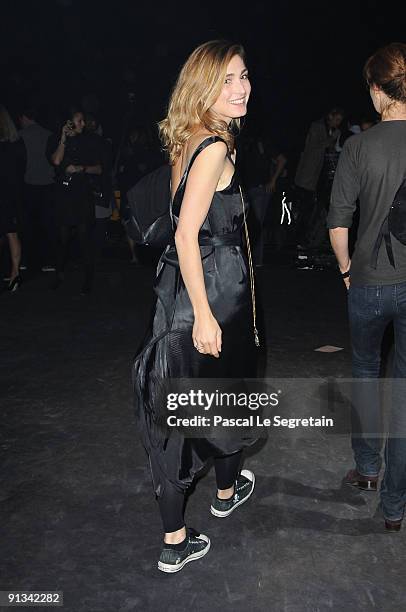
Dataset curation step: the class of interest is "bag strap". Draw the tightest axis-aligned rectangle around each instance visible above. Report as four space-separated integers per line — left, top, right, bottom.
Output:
180 136 227 182
370 177 406 270
239 185 260 347
371 215 395 269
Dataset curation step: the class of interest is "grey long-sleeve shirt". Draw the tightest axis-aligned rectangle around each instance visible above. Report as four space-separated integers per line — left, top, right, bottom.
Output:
19 123 55 186
327 120 406 285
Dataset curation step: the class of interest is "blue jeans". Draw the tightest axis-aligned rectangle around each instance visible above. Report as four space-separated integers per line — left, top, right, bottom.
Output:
348 282 406 521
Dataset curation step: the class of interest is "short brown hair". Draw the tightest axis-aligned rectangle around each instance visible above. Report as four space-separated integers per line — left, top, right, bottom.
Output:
363 42 406 104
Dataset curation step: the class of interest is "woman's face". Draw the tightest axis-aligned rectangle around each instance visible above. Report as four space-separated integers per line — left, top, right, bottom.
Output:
327 112 343 130
72 112 85 134
210 54 251 124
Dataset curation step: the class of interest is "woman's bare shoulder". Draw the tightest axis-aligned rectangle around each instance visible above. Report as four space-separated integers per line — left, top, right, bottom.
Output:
185 131 227 161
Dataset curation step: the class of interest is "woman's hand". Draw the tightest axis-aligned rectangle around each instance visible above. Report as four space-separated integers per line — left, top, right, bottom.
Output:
193 312 222 358
61 122 75 141
265 178 276 194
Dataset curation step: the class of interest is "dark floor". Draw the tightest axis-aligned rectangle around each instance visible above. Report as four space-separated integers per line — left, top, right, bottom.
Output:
1 251 405 612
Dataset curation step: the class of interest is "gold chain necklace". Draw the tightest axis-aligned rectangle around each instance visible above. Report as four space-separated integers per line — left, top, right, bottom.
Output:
239 185 260 347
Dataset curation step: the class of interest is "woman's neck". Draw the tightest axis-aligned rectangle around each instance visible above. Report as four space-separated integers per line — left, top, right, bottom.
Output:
382 103 406 121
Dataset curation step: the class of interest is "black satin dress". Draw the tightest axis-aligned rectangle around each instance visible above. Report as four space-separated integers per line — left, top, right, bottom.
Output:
133 136 259 497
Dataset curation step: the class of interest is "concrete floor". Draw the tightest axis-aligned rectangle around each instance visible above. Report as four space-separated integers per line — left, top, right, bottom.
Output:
1 253 405 612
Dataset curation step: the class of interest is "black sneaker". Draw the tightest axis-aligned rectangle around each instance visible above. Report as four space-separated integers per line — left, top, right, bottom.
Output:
210 469 255 518
157 528 210 573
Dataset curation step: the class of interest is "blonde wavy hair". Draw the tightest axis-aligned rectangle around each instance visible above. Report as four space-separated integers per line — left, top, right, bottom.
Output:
0 105 19 142
159 40 246 164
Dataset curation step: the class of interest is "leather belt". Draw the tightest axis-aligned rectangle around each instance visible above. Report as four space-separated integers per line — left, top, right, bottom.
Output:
168 227 242 247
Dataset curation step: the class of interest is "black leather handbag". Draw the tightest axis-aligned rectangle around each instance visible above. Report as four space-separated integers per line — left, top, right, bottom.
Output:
122 164 173 248
371 177 406 268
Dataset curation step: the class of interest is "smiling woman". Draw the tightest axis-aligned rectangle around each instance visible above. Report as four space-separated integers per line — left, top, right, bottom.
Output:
159 41 250 164
212 60 250 115
132 40 260 573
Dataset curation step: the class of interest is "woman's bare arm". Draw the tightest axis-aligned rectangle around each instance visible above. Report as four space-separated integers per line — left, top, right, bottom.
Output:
51 124 72 166
84 164 102 175
51 141 66 166
174 140 227 357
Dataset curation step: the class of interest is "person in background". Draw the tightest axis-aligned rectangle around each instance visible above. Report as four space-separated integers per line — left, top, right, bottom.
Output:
304 116 354 253
294 107 344 247
360 116 377 131
19 106 56 274
85 115 113 260
240 130 286 266
47 108 108 294
316 115 354 215
85 112 104 137
328 42 406 532
0 105 26 291
82 94 103 135
266 147 288 196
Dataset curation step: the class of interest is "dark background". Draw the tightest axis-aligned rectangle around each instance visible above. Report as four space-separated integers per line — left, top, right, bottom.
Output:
1 0 404 158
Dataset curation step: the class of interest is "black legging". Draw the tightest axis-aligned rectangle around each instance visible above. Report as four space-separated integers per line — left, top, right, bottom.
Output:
56 222 94 281
157 450 242 533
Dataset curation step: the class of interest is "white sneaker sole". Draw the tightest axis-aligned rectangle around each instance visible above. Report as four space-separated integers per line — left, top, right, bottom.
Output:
210 469 255 518
157 534 210 573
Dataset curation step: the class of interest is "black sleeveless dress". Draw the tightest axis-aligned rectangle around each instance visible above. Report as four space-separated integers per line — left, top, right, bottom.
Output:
133 136 259 497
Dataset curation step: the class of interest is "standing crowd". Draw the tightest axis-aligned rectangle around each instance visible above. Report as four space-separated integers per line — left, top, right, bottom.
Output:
0 105 112 294
0 95 377 294
0 104 165 294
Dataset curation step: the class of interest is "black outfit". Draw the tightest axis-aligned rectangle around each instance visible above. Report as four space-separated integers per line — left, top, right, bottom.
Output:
304 146 341 248
295 119 340 192
133 136 259 530
318 149 340 212
22 184 56 268
47 132 105 226
306 132 355 249
0 140 26 237
327 121 406 285
239 137 277 266
93 136 113 260
19 122 56 269
47 132 108 285
295 119 341 246
318 129 354 214
158 451 242 532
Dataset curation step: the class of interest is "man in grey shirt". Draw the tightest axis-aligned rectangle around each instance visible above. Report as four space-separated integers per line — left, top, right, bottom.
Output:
328 42 406 531
328 121 406 284
19 108 55 272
